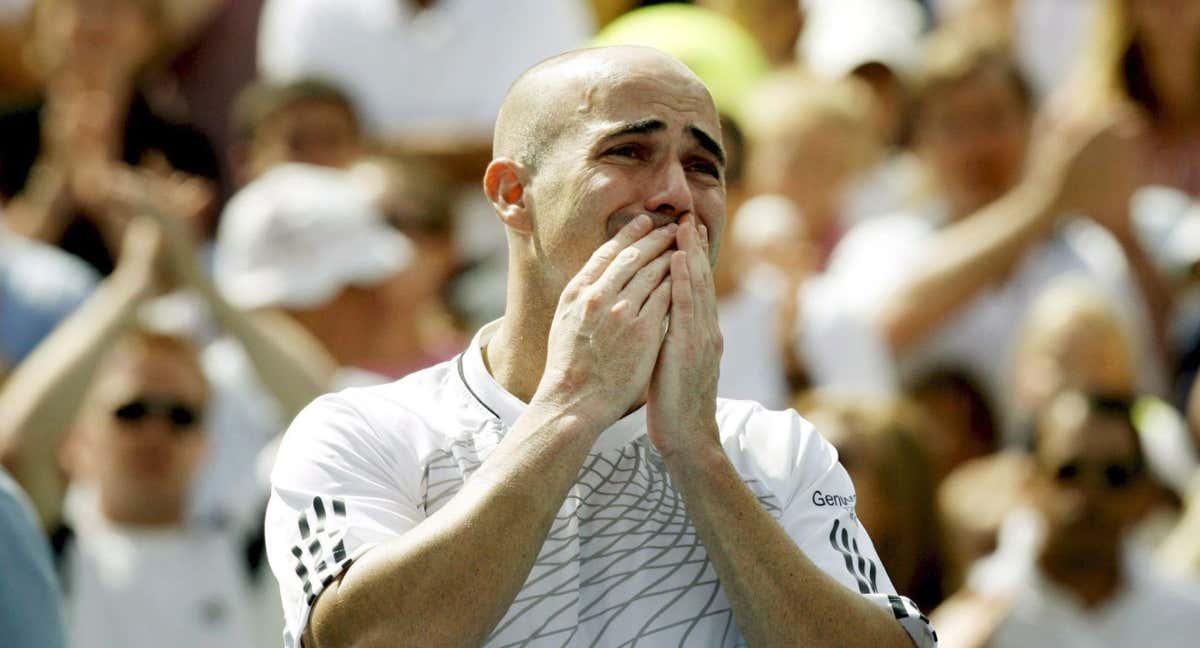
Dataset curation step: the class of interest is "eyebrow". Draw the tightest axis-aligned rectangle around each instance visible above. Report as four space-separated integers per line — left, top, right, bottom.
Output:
687 125 726 168
599 119 727 168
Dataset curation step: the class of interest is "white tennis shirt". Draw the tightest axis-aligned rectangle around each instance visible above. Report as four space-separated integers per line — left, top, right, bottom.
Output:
265 321 938 647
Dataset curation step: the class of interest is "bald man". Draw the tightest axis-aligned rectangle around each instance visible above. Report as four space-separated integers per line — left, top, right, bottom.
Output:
264 47 936 648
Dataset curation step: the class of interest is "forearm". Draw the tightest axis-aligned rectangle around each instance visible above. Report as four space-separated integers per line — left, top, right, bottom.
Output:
1110 226 1173 365
665 439 912 648
0 271 147 528
197 279 334 418
4 165 73 244
881 179 1061 353
307 404 602 647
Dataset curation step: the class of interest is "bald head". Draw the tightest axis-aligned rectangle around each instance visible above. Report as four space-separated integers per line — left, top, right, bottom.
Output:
494 46 717 170
484 45 727 308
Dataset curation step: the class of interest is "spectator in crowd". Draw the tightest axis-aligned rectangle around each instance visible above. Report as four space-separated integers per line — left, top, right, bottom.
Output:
741 68 878 268
935 450 1032 596
905 368 1000 483
0 212 285 648
723 193 816 400
0 211 97 383
711 124 800 408
0 0 221 274
801 0 926 223
231 78 365 187
1010 278 1138 423
936 390 1200 648
1072 0 1200 197
801 28 1167 437
351 156 468 379
214 163 412 385
256 0 592 160
0 465 66 648
798 392 948 611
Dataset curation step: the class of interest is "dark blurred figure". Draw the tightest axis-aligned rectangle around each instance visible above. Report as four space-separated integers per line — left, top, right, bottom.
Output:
0 0 220 274
231 78 365 187
935 390 1200 648
905 368 1000 483
799 392 947 612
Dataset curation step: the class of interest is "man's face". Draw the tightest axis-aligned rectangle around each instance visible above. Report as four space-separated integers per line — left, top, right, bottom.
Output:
75 340 208 521
248 100 363 182
525 68 727 295
34 0 157 85
1031 399 1149 567
916 67 1031 216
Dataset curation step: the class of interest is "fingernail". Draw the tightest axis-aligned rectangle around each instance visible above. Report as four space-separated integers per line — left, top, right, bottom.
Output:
666 223 679 233
634 214 651 229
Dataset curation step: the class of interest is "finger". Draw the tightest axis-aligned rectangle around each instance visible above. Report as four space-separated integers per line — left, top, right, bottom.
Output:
679 218 710 300
639 274 673 322
669 250 694 332
615 251 672 313
595 223 679 298
571 214 653 287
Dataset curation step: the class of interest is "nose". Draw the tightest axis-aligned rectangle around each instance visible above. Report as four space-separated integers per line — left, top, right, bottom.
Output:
644 159 693 225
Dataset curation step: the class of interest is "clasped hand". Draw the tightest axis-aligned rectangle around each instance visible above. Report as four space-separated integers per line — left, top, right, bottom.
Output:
532 213 723 459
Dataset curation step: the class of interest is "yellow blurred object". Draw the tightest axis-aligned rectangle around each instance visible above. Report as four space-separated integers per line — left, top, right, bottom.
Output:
592 4 771 124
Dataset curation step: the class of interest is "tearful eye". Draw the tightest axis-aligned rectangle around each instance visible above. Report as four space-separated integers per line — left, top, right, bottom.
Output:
606 145 643 159
687 160 721 179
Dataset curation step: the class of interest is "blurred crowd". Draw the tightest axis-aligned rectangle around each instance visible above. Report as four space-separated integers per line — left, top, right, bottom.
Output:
2 0 1200 647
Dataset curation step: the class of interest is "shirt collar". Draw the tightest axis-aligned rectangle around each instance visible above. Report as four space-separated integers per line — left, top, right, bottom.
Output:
459 319 648 454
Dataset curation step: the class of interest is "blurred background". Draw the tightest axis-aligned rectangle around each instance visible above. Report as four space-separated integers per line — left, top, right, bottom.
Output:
1 1 1200 647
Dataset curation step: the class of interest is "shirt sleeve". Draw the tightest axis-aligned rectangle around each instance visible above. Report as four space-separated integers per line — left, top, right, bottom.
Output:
781 431 938 647
264 392 427 648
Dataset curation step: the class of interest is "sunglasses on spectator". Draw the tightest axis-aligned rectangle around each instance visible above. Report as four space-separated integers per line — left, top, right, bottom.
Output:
1049 459 1143 490
112 399 201 432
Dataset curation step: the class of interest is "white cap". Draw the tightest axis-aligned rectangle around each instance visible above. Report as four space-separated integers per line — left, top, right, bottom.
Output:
800 0 925 81
215 164 413 310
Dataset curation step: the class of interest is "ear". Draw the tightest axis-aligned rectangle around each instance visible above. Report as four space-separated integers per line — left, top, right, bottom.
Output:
483 158 533 236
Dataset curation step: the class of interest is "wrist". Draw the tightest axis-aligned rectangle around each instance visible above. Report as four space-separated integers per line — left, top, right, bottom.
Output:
655 418 722 461
660 430 726 477
529 369 623 433
522 396 608 441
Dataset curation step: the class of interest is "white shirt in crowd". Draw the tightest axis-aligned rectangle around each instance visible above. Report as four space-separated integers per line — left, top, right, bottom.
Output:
257 0 593 140
264 320 938 648
967 508 1200 648
61 489 282 648
717 268 791 410
800 203 1162 437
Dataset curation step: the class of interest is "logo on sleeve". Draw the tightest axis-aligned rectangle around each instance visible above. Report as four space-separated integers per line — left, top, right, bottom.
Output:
811 490 856 508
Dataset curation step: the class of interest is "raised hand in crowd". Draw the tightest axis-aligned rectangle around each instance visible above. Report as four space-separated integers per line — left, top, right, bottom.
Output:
1048 108 1173 352
0 216 164 529
106 165 334 416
